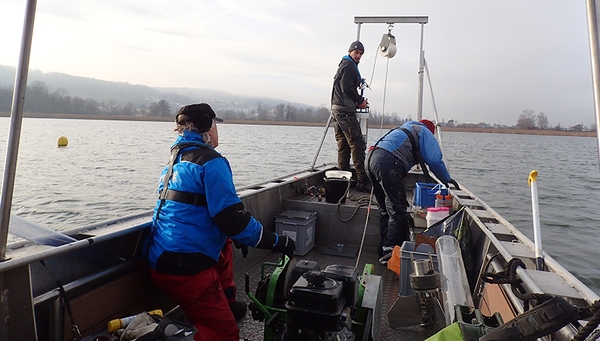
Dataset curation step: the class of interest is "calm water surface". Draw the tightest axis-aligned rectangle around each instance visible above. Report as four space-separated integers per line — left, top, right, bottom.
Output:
2 118 600 293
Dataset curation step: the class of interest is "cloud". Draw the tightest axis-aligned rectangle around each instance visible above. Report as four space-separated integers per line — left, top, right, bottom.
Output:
0 0 595 127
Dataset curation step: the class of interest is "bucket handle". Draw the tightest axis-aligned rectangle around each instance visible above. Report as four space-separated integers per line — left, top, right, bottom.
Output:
427 184 446 195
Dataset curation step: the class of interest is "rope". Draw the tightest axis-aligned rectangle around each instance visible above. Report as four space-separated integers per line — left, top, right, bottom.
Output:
336 194 372 222
482 258 552 311
355 187 375 269
40 260 81 340
368 46 379 91
481 257 600 341
572 300 600 341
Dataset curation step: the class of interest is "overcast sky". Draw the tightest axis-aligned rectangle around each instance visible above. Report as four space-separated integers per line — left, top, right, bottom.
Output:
0 0 595 127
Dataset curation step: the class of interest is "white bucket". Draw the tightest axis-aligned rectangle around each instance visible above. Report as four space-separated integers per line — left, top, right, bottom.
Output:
325 170 353 179
426 206 449 227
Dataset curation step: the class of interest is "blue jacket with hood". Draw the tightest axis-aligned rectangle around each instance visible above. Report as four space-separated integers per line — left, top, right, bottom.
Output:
146 130 273 275
372 121 451 185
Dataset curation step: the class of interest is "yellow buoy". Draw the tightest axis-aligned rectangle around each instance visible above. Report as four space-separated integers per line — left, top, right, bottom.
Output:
57 136 68 147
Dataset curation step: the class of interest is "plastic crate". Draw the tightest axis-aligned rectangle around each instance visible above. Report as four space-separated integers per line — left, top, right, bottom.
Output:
275 210 316 255
414 182 448 208
399 241 439 297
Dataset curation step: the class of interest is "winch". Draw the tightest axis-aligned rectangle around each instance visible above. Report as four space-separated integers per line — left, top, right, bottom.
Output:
246 256 380 341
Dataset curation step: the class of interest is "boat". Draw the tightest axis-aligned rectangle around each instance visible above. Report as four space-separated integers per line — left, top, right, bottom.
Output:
2 5 600 341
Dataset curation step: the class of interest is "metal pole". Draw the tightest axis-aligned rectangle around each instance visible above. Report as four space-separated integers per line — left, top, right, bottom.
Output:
0 0 38 261
586 0 600 170
310 115 333 170
356 22 362 41
424 58 450 172
416 23 426 121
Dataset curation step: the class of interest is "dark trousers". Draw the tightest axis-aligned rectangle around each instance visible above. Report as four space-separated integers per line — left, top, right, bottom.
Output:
366 147 411 253
332 111 367 181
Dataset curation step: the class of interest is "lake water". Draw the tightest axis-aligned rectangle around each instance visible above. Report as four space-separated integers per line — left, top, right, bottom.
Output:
2 117 600 294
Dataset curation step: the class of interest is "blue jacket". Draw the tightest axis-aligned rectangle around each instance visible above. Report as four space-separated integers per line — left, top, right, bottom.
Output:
146 130 271 275
372 121 452 185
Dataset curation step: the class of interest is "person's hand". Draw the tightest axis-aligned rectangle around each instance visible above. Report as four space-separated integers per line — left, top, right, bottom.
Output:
358 98 368 110
233 240 249 258
449 179 460 190
273 235 295 258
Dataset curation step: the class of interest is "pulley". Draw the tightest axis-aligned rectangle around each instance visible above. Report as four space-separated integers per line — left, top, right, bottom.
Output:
378 26 397 58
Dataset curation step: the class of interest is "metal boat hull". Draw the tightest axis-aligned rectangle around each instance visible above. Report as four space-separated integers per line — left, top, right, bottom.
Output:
0 164 597 340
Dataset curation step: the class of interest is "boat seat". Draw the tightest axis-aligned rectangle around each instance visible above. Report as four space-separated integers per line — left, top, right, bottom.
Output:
460 198 485 210
485 223 516 242
498 241 535 259
521 269 584 300
471 209 496 221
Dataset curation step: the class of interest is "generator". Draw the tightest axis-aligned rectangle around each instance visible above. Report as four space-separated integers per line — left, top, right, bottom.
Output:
246 256 380 341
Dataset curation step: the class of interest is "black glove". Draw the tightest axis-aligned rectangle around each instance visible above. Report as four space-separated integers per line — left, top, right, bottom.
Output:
273 235 295 258
233 240 249 258
449 179 460 190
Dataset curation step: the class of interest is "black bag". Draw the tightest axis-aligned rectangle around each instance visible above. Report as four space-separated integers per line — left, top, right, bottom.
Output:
416 206 473 276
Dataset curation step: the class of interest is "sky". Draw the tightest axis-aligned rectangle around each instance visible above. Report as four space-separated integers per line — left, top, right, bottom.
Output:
0 0 595 127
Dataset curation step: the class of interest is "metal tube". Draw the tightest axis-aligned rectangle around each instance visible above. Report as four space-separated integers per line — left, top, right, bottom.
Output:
424 59 450 171
0 0 38 261
416 23 425 121
354 16 428 24
356 22 362 41
310 115 332 170
586 0 600 170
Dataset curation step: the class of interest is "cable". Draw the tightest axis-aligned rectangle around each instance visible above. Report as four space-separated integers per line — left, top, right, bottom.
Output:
368 46 379 90
355 56 392 268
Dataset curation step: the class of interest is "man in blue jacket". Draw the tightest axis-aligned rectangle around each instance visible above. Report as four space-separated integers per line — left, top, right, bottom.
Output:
145 103 295 341
366 119 458 264
331 41 370 191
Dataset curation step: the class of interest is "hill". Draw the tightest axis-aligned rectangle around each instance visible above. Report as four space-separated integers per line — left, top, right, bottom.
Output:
0 65 313 112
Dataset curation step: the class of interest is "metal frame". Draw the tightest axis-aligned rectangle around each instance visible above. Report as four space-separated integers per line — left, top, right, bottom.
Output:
354 16 429 121
0 0 38 261
586 1 600 169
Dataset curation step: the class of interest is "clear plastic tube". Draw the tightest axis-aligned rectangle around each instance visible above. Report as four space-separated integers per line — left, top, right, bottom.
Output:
435 235 473 325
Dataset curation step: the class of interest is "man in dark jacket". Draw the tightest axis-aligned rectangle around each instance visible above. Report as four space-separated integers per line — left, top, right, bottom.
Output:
331 41 370 191
366 119 459 264
145 103 295 341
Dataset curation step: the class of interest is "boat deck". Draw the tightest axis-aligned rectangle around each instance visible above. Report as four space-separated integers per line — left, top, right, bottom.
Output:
236 187 436 341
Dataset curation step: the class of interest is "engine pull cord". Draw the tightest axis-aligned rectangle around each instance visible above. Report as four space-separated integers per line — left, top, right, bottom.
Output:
355 56 391 269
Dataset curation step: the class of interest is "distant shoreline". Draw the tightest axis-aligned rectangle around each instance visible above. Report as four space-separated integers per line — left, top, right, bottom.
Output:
0 111 595 137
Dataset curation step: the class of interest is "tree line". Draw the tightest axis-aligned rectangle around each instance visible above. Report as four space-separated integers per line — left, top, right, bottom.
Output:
513 109 595 132
0 81 332 122
0 81 174 117
0 82 595 131
0 80 456 126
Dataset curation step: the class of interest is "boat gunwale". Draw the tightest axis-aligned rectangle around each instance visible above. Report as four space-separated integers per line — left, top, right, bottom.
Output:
456 185 600 304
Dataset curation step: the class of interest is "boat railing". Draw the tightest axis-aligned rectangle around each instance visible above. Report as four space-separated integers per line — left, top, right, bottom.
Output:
0 213 151 273
458 185 599 305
